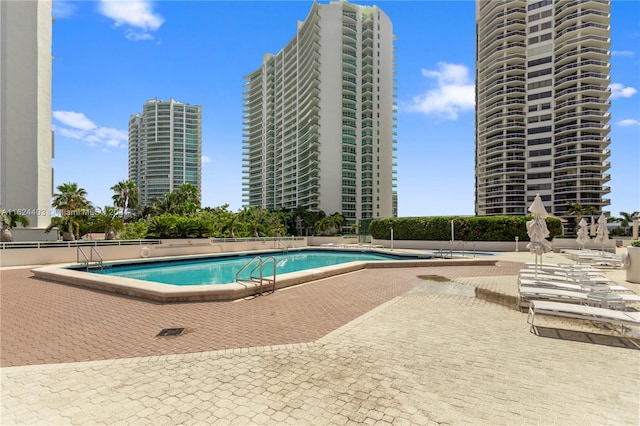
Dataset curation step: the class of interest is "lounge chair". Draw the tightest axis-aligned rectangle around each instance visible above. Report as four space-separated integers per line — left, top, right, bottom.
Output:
518 286 640 309
518 278 631 293
527 300 640 337
519 271 611 284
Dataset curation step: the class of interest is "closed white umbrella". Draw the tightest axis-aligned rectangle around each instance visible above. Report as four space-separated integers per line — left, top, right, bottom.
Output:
526 194 552 277
576 218 589 250
590 216 597 237
593 213 609 255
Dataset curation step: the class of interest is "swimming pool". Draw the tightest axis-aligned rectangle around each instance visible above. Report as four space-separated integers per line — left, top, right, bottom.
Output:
34 248 493 303
93 250 426 286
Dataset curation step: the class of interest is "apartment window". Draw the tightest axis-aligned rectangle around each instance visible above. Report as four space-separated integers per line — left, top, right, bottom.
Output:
540 33 552 42
528 0 552 11
530 148 551 157
540 21 552 30
528 183 552 191
527 126 552 135
529 25 539 33
529 36 539 44
529 105 539 112
528 91 552 101
527 79 552 90
541 103 551 110
528 57 551 67
528 68 551 78
527 172 552 179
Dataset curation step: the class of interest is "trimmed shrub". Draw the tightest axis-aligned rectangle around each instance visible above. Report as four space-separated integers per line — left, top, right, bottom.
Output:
370 216 562 241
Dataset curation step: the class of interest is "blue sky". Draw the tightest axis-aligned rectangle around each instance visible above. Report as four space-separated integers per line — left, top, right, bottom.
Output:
51 0 640 217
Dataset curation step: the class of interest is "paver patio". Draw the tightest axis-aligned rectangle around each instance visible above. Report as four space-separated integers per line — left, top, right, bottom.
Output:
1 251 639 425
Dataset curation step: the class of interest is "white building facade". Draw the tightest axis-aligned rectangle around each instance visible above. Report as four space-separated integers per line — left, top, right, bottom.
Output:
129 98 202 206
475 0 611 217
0 0 54 229
242 0 397 227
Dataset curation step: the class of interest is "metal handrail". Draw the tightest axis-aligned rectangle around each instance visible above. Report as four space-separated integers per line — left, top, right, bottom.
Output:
276 240 288 253
77 247 89 268
253 256 277 295
236 256 262 282
90 246 104 269
77 246 104 270
236 255 278 296
438 241 476 258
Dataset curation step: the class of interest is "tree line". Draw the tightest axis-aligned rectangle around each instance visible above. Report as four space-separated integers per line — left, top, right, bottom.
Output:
1 180 347 241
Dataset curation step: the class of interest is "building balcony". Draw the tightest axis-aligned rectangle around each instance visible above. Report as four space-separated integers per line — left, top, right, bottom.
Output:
555 147 608 159
555 59 610 78
554 160 609 170
555 34 610 57
556 22 610 42
555 122 609 136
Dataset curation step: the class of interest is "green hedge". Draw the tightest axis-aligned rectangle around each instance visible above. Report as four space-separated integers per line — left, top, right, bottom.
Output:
370 216 562 242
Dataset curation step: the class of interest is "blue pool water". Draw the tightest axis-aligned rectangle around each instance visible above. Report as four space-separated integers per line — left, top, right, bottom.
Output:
91 250 427 286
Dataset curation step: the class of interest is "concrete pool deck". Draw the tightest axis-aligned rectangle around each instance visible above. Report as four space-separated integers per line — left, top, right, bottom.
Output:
30 249 495 302
1 250 639 425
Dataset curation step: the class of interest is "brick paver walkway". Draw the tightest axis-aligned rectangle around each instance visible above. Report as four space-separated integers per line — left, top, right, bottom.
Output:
1 252 639 425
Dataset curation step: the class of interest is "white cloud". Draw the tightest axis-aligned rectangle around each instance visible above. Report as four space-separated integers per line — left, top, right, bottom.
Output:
611 50 634 56
610 83 638 99
98 0 164 41
125 30 154 41
406 62 475 119
53 111 128 149
202 155 212 164
616 119 640 127
52 1 77 19
52 111 97 131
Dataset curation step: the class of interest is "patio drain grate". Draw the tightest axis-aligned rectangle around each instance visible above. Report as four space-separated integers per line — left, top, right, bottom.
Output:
156 328 185 337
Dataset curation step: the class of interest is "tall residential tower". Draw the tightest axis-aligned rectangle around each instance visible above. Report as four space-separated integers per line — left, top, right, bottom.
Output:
0 0 54 229
475 0 611 217
128 98 202 206
242 0 397 227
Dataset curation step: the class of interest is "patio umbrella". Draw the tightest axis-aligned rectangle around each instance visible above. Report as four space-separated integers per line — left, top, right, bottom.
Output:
526 194 552 277
590 216 597 237
593 213 609 255
576 218 589 250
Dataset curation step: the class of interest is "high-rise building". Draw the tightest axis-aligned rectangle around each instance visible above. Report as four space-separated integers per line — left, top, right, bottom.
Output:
128 98 202 206
0 0 54 229
475 0 611 217
242 0 397 228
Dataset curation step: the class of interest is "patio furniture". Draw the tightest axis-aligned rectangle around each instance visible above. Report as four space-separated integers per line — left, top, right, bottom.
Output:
517 286 640 310
527 300 640 339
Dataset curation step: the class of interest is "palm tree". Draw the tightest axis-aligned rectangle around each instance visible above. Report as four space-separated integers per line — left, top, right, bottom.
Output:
111 180 139 221
0 211 30 242
51 182 92 240
619 211 640 236
91 206 124 240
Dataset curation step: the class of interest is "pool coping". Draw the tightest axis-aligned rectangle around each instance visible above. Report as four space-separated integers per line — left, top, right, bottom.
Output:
31 249 497 303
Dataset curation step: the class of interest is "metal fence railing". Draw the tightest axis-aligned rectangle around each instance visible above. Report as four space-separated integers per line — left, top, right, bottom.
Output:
0 239 161 250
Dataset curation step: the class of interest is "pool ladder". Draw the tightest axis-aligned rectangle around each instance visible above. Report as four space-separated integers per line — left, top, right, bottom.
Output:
77 246 104 270
236 256 277 296
436 241 476 259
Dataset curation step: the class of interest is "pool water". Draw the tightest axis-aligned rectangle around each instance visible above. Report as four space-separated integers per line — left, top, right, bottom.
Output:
93 250 425 286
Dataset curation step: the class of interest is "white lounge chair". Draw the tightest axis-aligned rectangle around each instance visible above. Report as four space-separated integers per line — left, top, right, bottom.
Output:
527 300 640 337
518 286 640 309
519 271 611 284
518 278 631 293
